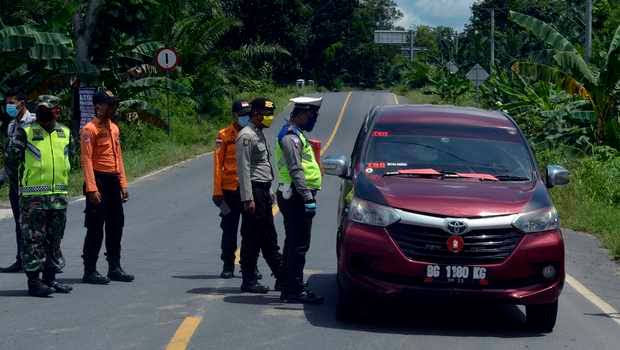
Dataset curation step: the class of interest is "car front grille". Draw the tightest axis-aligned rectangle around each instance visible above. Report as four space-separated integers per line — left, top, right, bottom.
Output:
387 223 523 264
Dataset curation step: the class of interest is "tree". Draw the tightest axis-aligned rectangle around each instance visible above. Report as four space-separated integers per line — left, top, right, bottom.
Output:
510 11 620 145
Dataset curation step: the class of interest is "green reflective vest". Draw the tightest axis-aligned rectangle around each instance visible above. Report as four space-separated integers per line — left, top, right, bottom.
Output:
20 123 71 196
275 128 322 190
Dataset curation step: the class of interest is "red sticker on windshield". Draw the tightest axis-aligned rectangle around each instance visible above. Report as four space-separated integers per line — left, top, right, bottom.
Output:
367 162 386 169
372 131 390 137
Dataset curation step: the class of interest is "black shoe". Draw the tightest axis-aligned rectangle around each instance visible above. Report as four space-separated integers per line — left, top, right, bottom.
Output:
0 260 22 273
281 290 325 304
220 269 234 279
48 281 73 294
27 279 54 297
108 267 135 282
82 270 110 285
241 282 270 294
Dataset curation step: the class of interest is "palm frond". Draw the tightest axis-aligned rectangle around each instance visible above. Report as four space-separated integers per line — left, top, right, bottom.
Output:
512 62 590 99
601 25 620 90
509 11 577 52
552 51 597 85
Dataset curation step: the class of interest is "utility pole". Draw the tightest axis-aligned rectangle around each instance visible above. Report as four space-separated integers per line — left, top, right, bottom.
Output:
585 0 592 63
490 7 495 73
410 30 414 62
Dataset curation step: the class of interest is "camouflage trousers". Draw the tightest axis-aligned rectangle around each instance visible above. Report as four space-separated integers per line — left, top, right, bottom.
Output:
20 201 67 273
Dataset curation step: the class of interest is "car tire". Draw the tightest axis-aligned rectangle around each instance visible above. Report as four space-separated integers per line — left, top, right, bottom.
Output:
526 301 558 333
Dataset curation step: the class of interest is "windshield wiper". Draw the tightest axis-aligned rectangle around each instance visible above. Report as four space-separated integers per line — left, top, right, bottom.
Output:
383 169 499 181
383 168 442 177
494 175 531 181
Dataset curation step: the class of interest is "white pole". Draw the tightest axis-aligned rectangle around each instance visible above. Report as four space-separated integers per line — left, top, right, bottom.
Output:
490 8 495 73
585 0 592 63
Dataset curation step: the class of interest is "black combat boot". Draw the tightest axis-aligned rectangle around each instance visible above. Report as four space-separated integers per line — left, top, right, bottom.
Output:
43 269 72 294
26 271 54 297
220 264 234 279
240 282 270 294
82 270 110 284
107 258 135 282
0 259 22 273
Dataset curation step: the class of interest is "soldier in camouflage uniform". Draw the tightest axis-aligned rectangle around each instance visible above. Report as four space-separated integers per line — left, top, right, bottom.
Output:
7 95 73 297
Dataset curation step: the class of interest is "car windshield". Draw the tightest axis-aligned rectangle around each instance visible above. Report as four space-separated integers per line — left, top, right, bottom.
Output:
364 126 535 181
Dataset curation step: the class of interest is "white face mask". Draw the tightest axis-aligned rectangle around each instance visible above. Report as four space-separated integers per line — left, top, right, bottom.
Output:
237 115 250 128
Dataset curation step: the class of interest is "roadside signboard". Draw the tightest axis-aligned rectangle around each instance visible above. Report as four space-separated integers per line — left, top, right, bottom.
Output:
155 48 178 71
79 87 96 129
374 30 409 44
466 64 490 87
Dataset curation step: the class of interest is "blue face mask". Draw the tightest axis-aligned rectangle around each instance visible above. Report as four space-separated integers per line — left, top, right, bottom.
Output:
5 104 18 118
238 115 250 128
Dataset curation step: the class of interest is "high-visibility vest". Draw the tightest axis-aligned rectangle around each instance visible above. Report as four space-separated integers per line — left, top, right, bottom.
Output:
275 125 321 190
20 122 71 196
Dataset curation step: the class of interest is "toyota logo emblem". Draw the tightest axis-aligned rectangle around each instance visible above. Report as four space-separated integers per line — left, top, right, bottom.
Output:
446 220 468 235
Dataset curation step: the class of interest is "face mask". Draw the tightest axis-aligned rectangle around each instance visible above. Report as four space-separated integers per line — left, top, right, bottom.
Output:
261 115 274 128
301 113 318 132
237 115 250 128
37 109 55 124
6 104 18 118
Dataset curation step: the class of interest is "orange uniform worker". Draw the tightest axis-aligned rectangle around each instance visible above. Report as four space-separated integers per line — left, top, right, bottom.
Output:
80 90 134 285
212 100 252 278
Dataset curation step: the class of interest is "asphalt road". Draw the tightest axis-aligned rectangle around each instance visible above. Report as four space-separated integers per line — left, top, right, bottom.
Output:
1 91 619 350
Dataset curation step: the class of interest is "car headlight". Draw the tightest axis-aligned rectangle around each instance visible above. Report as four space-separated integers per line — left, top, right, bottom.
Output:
512 207 560 233
349 197 400 227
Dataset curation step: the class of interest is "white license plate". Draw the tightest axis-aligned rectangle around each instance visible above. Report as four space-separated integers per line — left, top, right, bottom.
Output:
425 264 488 284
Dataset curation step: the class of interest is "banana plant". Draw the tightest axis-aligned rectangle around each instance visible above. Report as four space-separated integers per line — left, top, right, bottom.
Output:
510 11 620 146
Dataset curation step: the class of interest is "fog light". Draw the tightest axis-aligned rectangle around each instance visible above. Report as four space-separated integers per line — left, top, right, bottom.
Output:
542 265 557 280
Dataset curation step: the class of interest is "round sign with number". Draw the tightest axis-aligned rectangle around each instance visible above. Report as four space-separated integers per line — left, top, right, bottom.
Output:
155 48 179 71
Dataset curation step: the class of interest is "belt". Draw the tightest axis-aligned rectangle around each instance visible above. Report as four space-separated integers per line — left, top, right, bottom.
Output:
251 181 271 189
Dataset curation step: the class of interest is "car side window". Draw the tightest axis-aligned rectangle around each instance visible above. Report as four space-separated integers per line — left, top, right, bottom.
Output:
350 116 369 170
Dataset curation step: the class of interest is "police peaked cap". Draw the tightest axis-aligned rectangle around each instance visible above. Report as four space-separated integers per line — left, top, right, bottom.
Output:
290 96 322 111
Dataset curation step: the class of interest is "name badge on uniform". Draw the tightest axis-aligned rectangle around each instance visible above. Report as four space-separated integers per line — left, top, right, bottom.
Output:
56 129 66 138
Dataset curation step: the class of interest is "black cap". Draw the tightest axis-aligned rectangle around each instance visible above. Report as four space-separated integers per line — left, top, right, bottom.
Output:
92 90 120 105
232 100 251 114
250 97 275 114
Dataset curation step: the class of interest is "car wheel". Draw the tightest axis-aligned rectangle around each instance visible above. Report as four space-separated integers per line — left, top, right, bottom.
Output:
526 301 558 333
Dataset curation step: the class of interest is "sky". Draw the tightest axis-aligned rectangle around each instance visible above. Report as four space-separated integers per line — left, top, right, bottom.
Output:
395 0 477 32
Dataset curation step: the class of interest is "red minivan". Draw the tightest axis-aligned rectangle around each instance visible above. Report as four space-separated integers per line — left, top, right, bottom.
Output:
323 105 570 332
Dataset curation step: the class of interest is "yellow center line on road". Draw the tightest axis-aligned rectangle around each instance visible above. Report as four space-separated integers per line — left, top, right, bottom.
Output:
165 316 203 350
566 274 620 327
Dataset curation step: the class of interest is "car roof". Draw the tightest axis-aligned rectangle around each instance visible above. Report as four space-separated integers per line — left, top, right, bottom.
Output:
372 104 516 129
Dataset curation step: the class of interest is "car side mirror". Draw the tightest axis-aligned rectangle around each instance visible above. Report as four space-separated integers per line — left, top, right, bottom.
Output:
546 165 570 188
323 155 350 178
